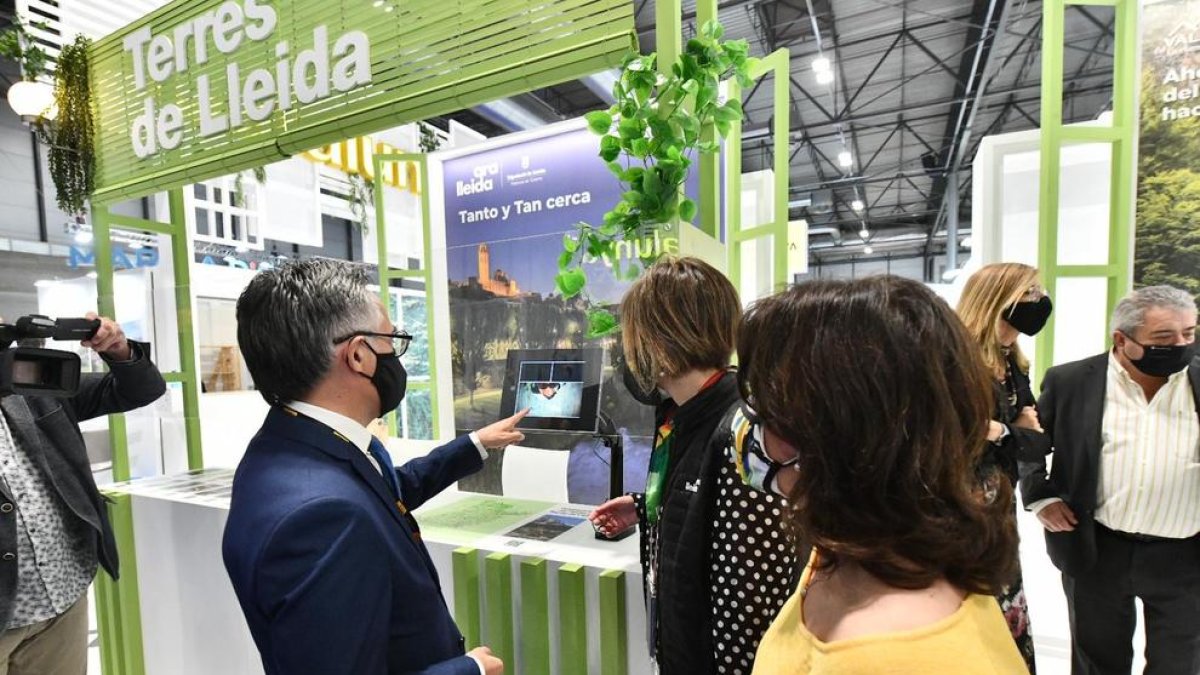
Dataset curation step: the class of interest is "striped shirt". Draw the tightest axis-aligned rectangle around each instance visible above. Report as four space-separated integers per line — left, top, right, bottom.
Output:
1095 353 1200 538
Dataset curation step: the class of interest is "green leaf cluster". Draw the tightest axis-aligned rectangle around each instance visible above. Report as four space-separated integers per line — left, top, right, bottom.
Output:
559 20 754 338
0 18 50 81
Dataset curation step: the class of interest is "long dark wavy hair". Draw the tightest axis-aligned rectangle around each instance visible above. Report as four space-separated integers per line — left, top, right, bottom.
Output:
737 276 1018 595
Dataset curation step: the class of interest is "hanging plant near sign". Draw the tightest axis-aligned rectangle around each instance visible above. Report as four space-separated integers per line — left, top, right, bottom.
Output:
0 18 49 80
419 122 442 154
47 34 96 217
556 20 756 337
232 166 268 208
346 173 375 234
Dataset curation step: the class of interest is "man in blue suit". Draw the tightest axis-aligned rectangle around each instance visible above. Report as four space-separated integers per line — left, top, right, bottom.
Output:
223 259 523 675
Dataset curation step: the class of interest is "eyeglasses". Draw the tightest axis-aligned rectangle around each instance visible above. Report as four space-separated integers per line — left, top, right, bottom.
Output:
333 330 413 357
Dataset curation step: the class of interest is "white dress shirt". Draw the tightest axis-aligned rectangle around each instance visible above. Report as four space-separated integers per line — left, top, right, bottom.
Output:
1091 354 1200 538
285 401 490 675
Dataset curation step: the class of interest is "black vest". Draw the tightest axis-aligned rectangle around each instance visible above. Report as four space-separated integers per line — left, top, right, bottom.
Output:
645 372 742 674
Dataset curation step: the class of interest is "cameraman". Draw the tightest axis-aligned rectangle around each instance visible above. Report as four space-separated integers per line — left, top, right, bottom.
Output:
0 312 165 674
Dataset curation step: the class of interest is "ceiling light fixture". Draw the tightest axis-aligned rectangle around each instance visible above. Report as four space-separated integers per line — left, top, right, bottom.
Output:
815 70 834 85
851 199 864 212
837 150 853 168
863 245 874 255
811 56 831 73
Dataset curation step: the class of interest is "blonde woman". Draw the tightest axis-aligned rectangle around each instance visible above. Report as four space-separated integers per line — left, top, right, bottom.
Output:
957 262 1053 673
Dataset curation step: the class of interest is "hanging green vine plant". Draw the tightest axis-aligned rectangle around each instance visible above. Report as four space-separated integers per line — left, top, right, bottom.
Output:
47 34 95 216
233 166 268 208
419 122 442 154
0 18 49 80
346 173 375 234
556 20 756 337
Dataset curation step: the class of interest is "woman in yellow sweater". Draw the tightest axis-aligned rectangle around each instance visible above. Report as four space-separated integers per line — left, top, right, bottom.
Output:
732 276 1029 674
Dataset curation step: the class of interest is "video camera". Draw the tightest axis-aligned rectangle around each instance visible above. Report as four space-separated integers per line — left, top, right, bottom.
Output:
0 315 101 398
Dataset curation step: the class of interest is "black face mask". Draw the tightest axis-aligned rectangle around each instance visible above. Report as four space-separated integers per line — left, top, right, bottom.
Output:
1123 336 1197 378
621 358 664 407
1003 296 1053 336
361 344 408 417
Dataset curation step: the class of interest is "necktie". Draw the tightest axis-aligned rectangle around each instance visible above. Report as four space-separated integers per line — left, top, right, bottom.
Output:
367 438 403 501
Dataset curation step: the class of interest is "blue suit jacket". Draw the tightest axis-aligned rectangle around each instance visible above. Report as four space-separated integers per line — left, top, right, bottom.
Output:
222 407 483 675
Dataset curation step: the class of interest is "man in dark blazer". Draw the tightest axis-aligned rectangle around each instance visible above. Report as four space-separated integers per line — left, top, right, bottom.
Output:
0 313 165 674
223 259 523 675
1020 285 1200 675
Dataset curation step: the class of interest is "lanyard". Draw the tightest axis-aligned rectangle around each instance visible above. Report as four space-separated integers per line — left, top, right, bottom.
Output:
643 370 726 524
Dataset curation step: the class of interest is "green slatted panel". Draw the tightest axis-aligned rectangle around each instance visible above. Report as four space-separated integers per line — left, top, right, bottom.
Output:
453 548 482 649
520 559 551 675
558 564 588 674
598 570 627 675
96 493 145 675
90 0 635 201
484 553 515 665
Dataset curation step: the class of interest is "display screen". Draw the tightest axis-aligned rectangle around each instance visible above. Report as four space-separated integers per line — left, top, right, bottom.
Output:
514 361 585 420
500 349 603 433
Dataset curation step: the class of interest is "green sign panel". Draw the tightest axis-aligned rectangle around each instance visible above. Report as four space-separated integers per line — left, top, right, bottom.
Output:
90 0 634 202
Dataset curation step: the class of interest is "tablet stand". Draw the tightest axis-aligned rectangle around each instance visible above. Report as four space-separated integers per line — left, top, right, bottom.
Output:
594 411 635 541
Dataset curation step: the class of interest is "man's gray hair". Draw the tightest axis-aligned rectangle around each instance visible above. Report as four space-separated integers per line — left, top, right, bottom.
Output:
1110 285 1198 336
236 259 383 405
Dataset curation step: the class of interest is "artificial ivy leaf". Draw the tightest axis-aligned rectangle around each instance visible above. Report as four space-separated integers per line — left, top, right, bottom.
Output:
679 198 697 223
696 84 716 114
715 119 732 138
623 190 643 206
558 250 574 272
585 111 613 135
713 100 742 123
586 310 620 339
702 19 724 40
619 118 644 140
698 140 721 153
556 268 587 299
607 161 625 178
563 232 579 253
620 166 644 184
600 135 622 162
743 56 763 77
631 139 651 157
686 38 707 56
643 167 663 197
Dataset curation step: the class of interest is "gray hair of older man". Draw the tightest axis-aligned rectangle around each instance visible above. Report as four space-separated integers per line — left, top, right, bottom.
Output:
1110 285 1198 336
236 258 384 406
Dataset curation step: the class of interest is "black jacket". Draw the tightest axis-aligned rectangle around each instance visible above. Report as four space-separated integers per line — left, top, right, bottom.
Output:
1018 353 1200 576
985 354 1051 486
0 342 165 626
639 371 742 675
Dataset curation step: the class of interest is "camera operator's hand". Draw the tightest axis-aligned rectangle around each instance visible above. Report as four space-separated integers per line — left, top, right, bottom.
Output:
81 312 132 361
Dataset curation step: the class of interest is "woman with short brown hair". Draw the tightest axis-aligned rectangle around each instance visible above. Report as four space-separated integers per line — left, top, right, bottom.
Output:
738 276 1027 674
589 256 799 675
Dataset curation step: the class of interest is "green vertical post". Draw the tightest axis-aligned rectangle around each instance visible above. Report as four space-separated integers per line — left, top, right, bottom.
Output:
599 570 627 675
168 187 204 469
484 553 515 665
90 205 130 483
374 154 439 437
728 79 744 289
696 0 720 239
771 50 790 287
520 559 551 675
656 0 682 69
1036 0 1065 385
1109 0 1138 305
97 493 145 675
453 548 482 649
558 564 588 674
1037 0 1137 383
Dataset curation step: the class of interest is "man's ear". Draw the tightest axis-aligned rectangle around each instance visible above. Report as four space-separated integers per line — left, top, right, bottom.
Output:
344 338 371 377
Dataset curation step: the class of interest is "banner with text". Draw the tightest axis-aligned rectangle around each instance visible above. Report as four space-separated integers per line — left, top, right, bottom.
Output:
89 0 633 202
1135 0 1200 299
443 123 712 499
